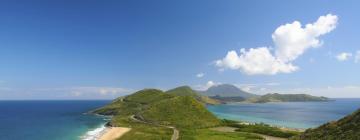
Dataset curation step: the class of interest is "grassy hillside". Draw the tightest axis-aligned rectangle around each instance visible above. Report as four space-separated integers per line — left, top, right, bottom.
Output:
247 93 329 103
291 108 360 140
124 89 174 104
142 96 221 129
166 86 221 105
93 89 173 116
93 88 266 140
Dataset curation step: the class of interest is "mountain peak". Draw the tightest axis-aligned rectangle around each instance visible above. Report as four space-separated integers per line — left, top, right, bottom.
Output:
201 84 258 98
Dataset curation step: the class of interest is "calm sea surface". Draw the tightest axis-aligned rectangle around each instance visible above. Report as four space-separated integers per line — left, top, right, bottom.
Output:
0 100 110 140
1 99 359 139
207 98 360 129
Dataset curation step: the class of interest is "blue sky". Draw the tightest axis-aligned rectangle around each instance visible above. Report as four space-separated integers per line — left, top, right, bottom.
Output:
0 0 359 99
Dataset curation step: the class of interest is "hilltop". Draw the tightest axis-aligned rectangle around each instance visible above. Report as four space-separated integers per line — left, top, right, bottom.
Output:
142 96 221 128
246 93 330 103
94 88 221 128
200 84 258 99
292 108 360 140
92 87 266 140
165 86 221 105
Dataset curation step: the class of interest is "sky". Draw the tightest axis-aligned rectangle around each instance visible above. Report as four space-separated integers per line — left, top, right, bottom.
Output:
0 0 359 99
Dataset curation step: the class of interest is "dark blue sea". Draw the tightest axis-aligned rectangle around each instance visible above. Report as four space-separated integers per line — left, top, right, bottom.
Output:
1 99 360 140
0 100 110 140
208 98 360 129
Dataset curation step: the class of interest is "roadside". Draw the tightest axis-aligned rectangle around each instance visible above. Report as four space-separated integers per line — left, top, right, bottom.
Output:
130 115 179 140
210 126 287 140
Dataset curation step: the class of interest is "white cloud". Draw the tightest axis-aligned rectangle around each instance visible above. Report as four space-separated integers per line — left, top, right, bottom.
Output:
355 50 360 63
194 80 220 91
196 73 205 78
336 52 352 61
33 86 132 98
215 48 298 75
266 82 280 86
69 87 131 96
215 14 338 75
240 85 255 92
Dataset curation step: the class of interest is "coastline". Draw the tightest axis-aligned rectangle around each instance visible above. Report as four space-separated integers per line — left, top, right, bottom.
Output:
81 124 131 140
98 127 131 140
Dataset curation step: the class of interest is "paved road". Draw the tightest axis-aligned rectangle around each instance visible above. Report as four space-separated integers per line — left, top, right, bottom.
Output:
130 115 179 140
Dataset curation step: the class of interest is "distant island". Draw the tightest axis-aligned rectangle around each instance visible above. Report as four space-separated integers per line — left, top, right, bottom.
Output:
90 85 359 140
245 93 330 103
199 84 331 103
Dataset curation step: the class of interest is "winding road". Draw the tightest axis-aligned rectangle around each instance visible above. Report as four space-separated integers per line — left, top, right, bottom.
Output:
130 115 179 140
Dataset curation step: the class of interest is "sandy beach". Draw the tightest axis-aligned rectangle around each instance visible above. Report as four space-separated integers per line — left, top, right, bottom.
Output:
99 127 131 140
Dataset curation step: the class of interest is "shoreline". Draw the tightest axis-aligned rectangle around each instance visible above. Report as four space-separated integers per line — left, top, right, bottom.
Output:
81 124 131 140
98 127 131 140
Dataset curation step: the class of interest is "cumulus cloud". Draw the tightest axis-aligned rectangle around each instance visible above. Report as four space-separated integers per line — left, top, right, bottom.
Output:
336 52 352 61
196 73 205 78
194 81 220 91
215 14 338 75
355 50 360 63
215 48 298 75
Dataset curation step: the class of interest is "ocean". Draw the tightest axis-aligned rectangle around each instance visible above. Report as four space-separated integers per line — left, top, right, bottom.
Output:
207 98 360 129
1 99 360 140
0 100 110 140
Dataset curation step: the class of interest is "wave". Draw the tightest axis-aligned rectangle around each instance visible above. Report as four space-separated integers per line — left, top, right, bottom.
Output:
80 124 108 140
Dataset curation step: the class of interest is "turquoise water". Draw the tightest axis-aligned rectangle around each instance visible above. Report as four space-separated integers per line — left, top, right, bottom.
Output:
207 98 360 129
0 100 110 140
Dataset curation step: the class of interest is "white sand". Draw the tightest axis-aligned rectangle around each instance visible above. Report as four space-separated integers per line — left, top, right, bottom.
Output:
98 127 131 140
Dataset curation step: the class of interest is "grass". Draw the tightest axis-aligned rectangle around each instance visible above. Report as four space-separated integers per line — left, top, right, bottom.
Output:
180 129 263 140
124 89 174 104
230 123 300 138
291 108 360 140
94 87 301 140
118 123 172 140
165 86 221 105
142 96 221 129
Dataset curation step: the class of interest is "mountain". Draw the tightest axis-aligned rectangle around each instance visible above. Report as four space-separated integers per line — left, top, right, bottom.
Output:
141 95 221 128
93 88 221 128
165 86 221 105
291 108 360 140
92 89 173 117
247 93 330 103
200 84 258 98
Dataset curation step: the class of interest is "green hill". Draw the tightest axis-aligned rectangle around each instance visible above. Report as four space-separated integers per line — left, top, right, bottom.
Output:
93 88 221 128
92 88 263 140
141 96 221 129
292 108 360 140
166 86 221 105
247 93 329 103
92 89 173 116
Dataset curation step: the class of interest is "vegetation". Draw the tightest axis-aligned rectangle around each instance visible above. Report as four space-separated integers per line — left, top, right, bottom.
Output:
246 93 330 103
230 123 300 138
166 86 221 105
291 108 360 140
93 87 274 140
142 96 221 129
117 123 172 140
180 129 263 140
124 89 174 104
210 95 245 102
